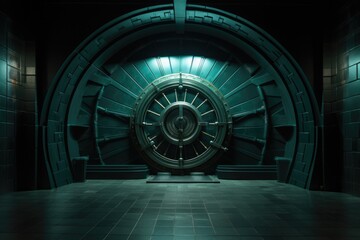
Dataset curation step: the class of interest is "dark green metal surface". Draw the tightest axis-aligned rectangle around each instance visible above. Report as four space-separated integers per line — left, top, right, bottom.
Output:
131 73 231 173
41 4 319 188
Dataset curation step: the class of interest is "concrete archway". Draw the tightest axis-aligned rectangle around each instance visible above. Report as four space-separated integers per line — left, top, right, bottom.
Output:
41 4 319 188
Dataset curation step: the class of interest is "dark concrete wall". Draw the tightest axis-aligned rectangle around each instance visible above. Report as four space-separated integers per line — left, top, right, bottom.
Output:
323 0 360 195
0 12 37 194
0 13 16 193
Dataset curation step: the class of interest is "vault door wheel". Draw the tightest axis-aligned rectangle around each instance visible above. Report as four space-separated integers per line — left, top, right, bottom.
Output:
131 73 232 172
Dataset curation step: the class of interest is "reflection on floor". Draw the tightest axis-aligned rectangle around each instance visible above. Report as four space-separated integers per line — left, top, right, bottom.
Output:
1 179 360 240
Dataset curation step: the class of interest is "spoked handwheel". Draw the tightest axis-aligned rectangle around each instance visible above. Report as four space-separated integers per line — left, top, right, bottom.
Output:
131 73 232 173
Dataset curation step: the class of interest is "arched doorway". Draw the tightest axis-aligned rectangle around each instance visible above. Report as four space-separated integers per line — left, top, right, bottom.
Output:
41 3 319 188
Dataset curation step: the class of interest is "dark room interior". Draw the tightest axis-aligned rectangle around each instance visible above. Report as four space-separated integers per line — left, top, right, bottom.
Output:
1 0 360 239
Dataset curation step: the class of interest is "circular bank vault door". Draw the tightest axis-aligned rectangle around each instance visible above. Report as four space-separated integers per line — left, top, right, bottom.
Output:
42 4 319 186
131 73 231 172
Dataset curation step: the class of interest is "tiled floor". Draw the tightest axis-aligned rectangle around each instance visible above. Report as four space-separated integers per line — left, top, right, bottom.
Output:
1 179 360 240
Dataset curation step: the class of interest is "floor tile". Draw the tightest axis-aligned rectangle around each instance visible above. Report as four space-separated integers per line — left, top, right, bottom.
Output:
0 179 360 240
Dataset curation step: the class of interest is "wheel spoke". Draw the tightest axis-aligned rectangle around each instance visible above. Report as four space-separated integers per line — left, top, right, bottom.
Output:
197 99 208 109
163 142 170 156
149 134 159 141
199 140 208 149
154 99 165 109
192 144 199 156
155 139 164 150
191 92 199 104
147 109 160 116
201 131 215 139
175 89 178 102
162 92 171 105
209 141 228 151
201 109 215 116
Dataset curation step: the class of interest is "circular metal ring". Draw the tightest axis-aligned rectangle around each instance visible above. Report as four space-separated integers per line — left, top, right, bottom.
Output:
160 102 202 145
131 73 232 172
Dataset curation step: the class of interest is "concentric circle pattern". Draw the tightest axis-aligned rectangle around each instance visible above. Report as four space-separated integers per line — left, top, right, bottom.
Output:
131 73 232 172
160 102 201 145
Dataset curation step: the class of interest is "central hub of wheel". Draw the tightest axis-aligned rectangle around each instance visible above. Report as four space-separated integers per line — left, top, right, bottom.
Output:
174 117 185 129
160 102 202 145
131 73 232 172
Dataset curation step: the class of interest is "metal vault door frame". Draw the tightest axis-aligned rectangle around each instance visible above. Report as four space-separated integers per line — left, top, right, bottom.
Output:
130 73 232 173
40 3 320 188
